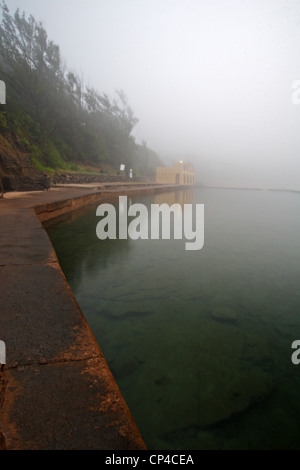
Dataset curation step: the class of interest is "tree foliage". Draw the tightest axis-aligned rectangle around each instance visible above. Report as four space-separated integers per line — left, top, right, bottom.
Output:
0 1 139 170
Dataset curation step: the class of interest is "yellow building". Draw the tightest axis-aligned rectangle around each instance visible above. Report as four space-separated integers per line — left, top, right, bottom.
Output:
155 161 195 185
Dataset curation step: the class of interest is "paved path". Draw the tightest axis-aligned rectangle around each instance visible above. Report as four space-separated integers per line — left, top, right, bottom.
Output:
0 183 176 449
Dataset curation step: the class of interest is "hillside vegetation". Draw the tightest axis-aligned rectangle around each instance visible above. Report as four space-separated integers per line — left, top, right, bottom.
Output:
0 2 162 189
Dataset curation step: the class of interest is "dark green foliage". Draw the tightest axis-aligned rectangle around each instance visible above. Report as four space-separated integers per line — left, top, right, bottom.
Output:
0 1 149 172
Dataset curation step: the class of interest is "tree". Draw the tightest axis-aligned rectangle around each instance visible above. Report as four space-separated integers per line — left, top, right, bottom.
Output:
0 1 141 171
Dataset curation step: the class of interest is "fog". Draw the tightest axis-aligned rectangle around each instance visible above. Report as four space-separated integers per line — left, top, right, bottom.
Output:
6 0 300 189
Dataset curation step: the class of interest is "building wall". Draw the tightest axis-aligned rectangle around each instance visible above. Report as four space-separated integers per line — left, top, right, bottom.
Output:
155 162 195 185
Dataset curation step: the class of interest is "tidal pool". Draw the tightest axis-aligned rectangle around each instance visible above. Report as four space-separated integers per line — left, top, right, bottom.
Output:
45 188 300 450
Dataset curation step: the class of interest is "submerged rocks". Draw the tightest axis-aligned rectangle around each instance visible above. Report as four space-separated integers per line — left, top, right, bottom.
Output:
196 364 273 428
103 309 154 320
211 306 238 324
110 354 141 379
115 316 274 439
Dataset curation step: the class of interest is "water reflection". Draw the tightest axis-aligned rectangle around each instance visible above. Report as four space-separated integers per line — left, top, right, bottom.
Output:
45 200 132 293
151 188 195 206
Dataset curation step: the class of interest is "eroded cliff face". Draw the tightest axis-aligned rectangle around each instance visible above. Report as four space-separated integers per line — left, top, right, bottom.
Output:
0 133 49 192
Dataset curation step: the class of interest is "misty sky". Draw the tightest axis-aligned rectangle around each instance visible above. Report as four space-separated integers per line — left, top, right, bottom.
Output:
4 0 300 189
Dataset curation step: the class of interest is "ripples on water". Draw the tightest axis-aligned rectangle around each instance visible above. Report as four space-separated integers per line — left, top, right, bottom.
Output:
46 188 300 450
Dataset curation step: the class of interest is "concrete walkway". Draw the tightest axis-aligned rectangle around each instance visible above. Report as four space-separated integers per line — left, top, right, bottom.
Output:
0 182 182 450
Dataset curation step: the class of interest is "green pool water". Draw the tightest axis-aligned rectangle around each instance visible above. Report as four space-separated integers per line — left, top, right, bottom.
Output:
45 187 300 450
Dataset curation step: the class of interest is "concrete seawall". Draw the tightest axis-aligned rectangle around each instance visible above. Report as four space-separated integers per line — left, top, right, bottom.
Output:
0 183 189 450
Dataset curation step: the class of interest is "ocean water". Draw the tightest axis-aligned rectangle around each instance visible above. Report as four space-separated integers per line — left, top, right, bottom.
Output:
45 188 300 450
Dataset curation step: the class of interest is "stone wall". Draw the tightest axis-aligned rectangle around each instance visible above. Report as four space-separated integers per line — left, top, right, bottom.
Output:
50 172 144 185
0 129 145 192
